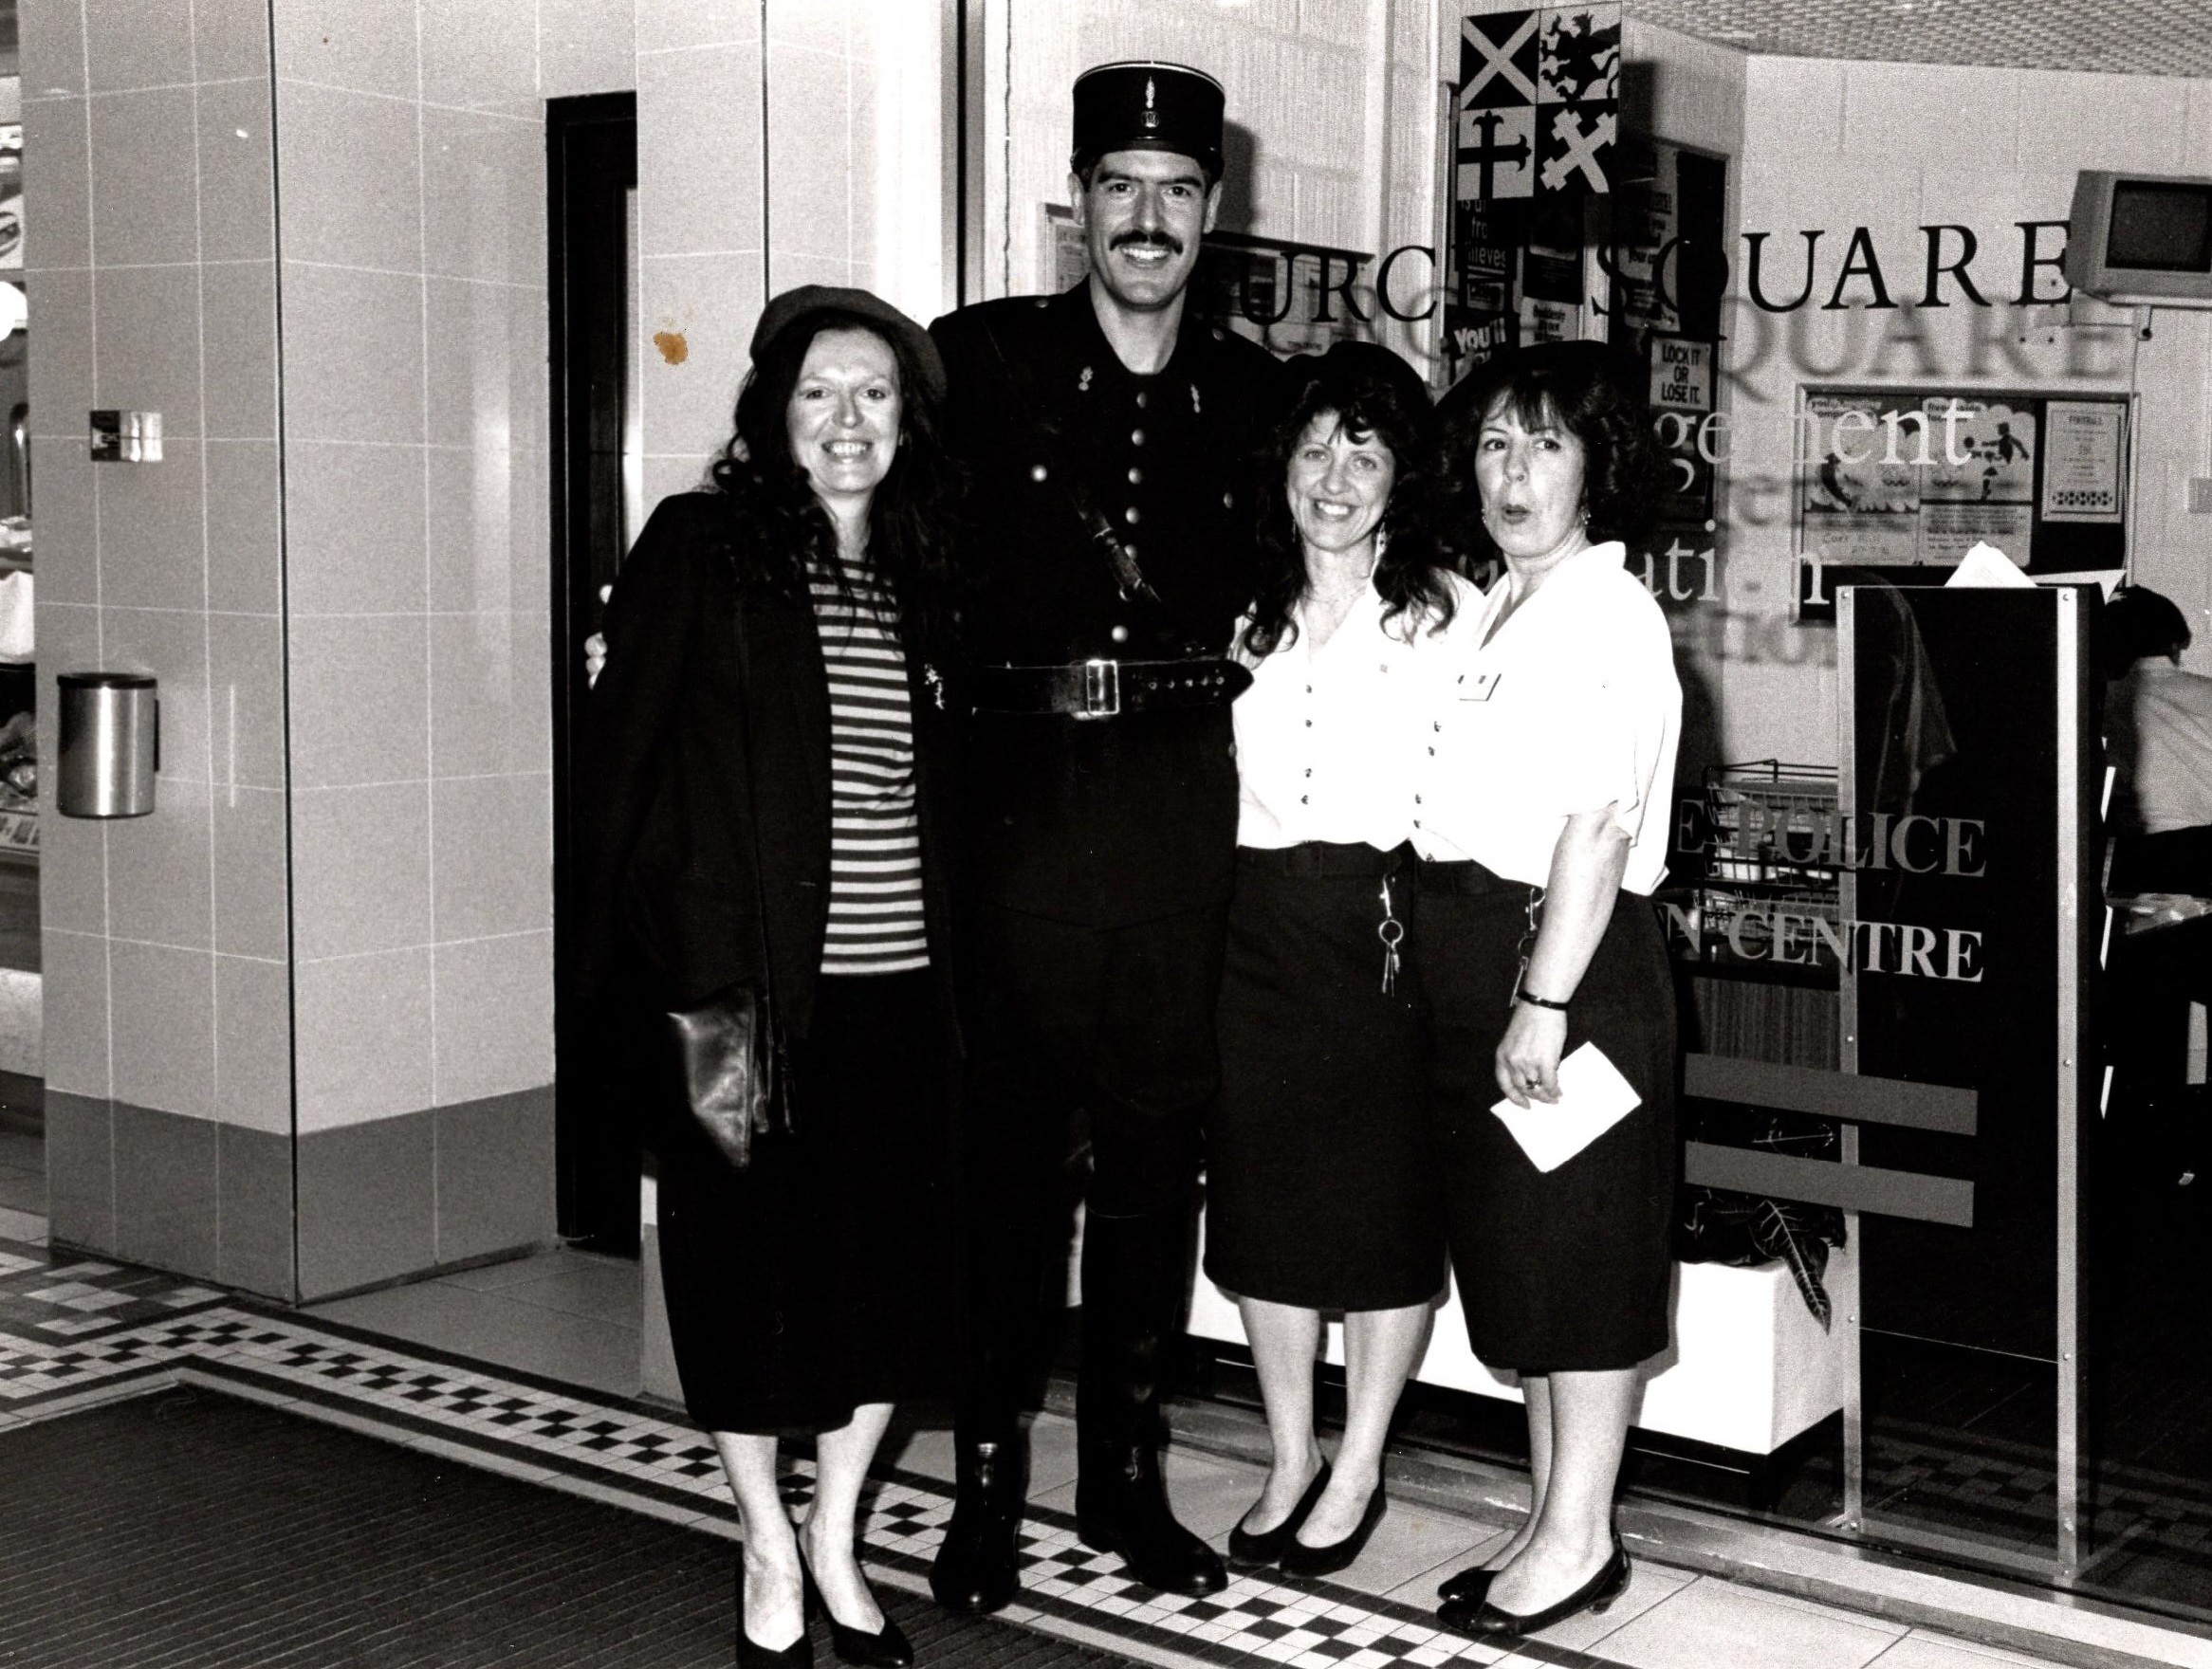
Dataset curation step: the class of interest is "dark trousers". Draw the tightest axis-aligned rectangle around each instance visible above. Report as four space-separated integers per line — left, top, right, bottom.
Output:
957 900 1227 1426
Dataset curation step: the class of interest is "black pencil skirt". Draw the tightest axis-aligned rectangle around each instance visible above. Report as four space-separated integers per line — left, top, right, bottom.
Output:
1413 860 1676 1373
654 970 958 1435
1204 843 1445 1311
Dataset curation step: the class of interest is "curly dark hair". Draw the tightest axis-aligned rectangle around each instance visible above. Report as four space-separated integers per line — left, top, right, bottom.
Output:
1439 345 1664 564
1243 347 1455 656
705 308 963 648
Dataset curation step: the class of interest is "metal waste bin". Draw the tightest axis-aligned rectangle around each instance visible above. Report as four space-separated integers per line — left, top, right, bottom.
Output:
56 671 157 818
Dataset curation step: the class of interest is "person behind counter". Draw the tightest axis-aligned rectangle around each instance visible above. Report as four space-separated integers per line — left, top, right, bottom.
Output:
577 286 964 1669
2103 583 2212 895
1205 340 1466 1577
1415 343 1681 1638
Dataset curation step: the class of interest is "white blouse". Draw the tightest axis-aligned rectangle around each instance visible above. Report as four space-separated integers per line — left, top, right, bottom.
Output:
1232 573 1481 852
1410 541 1681 896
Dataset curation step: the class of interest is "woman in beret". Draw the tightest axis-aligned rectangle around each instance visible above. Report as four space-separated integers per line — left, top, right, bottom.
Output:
580 287 965 1669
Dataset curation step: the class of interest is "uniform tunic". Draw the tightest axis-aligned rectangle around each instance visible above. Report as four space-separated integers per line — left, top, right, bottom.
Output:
931 284 1285 927
929 283 1284 1407
1410 541 1684 1372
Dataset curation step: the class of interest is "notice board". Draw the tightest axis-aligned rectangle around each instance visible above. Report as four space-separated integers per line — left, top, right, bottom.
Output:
1797 387 2129 623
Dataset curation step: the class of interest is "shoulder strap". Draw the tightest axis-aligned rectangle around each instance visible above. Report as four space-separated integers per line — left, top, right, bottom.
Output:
972 313 1162 606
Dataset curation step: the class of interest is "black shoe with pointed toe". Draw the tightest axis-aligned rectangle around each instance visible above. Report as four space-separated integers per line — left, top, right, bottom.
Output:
1433 1564 1496 1608
1442 1538 1631 1639
802 1553 913 1669
737 1568 815 1669
1278 1481 1387 1581
1226 1460 1332 1571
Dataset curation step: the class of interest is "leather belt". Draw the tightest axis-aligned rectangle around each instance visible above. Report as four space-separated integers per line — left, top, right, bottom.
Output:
1414 856 1515 895
968 657 1251 721
1239 841 1409 878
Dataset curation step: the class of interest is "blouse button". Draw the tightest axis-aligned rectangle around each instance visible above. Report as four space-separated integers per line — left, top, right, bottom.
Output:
1428 745 1435 756
1111 624 1129 644
1135 390 1149 409
1223 491 1235 509
1030 464 1048 482
1131 428 1146 446
1304 720 1313 728
1300 795 1309 805
1124 505 1140 525
1128 467 1143 485
1415 795 1424 804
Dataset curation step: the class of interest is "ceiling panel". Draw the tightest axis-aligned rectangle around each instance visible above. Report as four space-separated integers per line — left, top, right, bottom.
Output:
1626 0 2212 77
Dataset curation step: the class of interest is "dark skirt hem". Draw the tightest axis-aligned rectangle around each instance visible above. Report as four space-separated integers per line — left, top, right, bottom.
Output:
1203 1255 1447 1315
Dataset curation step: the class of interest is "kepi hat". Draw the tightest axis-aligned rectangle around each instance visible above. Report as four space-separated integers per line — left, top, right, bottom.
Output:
1071 60 1226 180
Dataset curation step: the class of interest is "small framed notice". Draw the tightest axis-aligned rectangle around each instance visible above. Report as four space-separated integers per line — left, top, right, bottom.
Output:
2040 400 2127 524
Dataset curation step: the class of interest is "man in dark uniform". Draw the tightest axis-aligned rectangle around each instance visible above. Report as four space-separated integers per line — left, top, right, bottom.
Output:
928 62 1282 1610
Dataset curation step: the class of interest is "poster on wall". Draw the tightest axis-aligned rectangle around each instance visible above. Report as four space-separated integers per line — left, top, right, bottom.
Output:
1800 393 1921 567
1917 398 2036 563
1797 386 2129 621
2041 400 2126 523
1441 4 1619 387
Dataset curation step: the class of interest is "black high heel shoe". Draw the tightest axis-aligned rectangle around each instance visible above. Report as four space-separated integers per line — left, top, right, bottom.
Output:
1442 1536 1630 1638
801 1547 913 1669
1278 1480 1387 1580
737 1568 814 1669
1226 1459 1332 1570
1433 1563 1496 1608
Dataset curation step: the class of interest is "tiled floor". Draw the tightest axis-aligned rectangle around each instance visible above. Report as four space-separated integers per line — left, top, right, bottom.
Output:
0 1225 2171 1669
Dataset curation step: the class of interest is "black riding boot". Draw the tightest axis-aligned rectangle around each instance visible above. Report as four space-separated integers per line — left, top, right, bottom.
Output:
930 1401 1028 1614
1073 1206 1227 1595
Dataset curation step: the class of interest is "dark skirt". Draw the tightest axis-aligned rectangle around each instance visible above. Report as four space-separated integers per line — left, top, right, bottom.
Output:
654 969 958 1434
1413 861 1676 1373
1204 843 1445 1311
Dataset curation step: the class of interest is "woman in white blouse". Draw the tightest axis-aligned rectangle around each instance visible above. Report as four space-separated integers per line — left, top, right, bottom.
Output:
1417 344 1680 1639
1206 342 1475 1579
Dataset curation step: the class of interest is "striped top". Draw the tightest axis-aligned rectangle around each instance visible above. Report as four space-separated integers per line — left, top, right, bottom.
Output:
809 561 930 976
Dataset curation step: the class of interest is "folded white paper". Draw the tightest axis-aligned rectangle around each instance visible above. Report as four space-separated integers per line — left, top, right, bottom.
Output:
1943 541 2033 589
1489 1042 1642 1173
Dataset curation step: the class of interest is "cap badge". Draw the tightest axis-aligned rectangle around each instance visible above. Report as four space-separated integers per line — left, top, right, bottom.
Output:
1143 74 1159 130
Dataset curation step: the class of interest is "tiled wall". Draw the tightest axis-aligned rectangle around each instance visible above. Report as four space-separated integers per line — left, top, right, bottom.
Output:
24 0 295 1294
270 0 566 1298
635 0 935 509
26 0 638 1301
1723 56 2212 761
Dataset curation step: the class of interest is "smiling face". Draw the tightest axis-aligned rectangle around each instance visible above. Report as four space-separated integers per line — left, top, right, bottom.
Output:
1073 149 1219 314
784 326 901 521
1473 394 1590 566
1285 411 1396 563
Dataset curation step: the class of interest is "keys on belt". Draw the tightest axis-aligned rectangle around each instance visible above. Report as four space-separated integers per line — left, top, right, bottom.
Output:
968 657 1252 720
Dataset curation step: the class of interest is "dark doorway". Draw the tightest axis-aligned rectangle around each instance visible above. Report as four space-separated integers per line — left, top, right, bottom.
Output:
548 92 637 1253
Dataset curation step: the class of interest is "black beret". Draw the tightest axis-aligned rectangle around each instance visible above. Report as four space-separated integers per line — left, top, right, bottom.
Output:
1071 61 1225 179
748 284 946 403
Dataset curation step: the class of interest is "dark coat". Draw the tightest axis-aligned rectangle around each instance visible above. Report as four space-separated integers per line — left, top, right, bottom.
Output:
575 492 962 1057
931 284 1285 926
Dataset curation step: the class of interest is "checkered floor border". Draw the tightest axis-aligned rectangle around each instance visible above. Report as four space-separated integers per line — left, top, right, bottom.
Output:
0 1238 1613 1669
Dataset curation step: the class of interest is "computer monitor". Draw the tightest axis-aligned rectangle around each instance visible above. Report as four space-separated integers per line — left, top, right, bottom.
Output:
2064 171 2212 306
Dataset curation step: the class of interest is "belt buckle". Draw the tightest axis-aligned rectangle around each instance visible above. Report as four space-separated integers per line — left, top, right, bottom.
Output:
1078 657 1121 720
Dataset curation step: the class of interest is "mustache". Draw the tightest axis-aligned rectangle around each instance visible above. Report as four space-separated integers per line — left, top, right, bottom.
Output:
1110 230 1184 255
